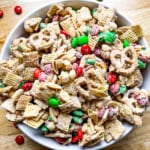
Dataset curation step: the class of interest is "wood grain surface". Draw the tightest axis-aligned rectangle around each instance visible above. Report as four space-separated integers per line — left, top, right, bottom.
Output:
0 0 150 150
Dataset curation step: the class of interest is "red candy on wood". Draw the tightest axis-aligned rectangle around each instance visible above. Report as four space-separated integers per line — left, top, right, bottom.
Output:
15 135 24 145
0 10 4 18
14 6 22 15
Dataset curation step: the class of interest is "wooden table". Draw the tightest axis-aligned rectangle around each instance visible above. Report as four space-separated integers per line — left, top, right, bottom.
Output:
0 0 150 149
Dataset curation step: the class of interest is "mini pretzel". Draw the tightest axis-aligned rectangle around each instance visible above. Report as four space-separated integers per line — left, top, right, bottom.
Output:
110 47 138 75
29 28 56 50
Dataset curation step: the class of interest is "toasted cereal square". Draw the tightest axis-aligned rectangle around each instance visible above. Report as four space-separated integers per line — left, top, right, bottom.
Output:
3 72 23 87
23 118 44 129
23 51 39 67
1 99 16 113
24 103 41 118
22 67 35 81
56 113 72 132
77 7 92 22
104 119 125 141
16 95 32 110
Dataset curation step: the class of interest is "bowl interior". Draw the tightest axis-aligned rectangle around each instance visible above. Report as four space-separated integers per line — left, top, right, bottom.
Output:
0 0 150 150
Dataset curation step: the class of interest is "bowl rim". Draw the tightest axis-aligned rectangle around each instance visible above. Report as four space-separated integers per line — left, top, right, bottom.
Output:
0 0 149 150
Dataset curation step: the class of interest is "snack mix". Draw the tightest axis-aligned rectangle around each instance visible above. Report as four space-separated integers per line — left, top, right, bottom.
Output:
0 3 150 147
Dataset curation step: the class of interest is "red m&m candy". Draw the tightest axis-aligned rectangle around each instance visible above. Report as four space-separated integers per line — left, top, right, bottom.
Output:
22 82 32 91
108 72 117 84
0 10 4 18
15 135 24 145
33 68 43 79
14 6 22 15
81 45 91 55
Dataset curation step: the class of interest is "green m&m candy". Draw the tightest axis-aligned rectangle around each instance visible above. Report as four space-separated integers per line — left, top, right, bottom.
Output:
18 81 25 89
39 23 46 29
17 45 22 51
71 37 78 48
77 35 88 46
86 26 91 35
86 59 96 65
99 32 106 42
91 9 96 15
123 39 129 48
72 116 83 124
48 97 60 108
0 83 7 88
119 85 127 94
40 125 49 132
72 110 83 117
138 59 146 69
104 31 116 44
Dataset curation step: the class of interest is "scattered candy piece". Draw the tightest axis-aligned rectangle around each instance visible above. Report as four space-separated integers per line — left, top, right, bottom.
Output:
77 129 83 141
139 56 150 63
72 110 83 117
72 63 79 71
72 116 83 124
22 82 32 91
108 72 117 84
33 68 43 79
86 59 96 65
138 59 146 69
38 72 48 82
99 31 116 43
98 108 105 118
93 48 101 56
136 94 149 107
104 31 116 44
90 25 100 36
52 15 60 22
81 45 91 55
39 23 46 29
14 6 22 15
108 106 115 118
71 37 78 48
55 137 65 144
40 125 49 133
75 51 83 59
18 81 25 89
91 9 96 15
0 10 4 18
75 67 83 77
43 64 53 74
17 45 22 51
0 83 7 88
15 135 24 145
123 39 129 48
77 35 88 46
72 135 79 143
48 97 60 108
60 30 69 38
119 85 127 94
109 83 120 95
86 26 91 35
47 115 52 121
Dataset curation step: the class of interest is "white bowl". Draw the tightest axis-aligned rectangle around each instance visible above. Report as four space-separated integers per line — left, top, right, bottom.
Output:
0 0 150 150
